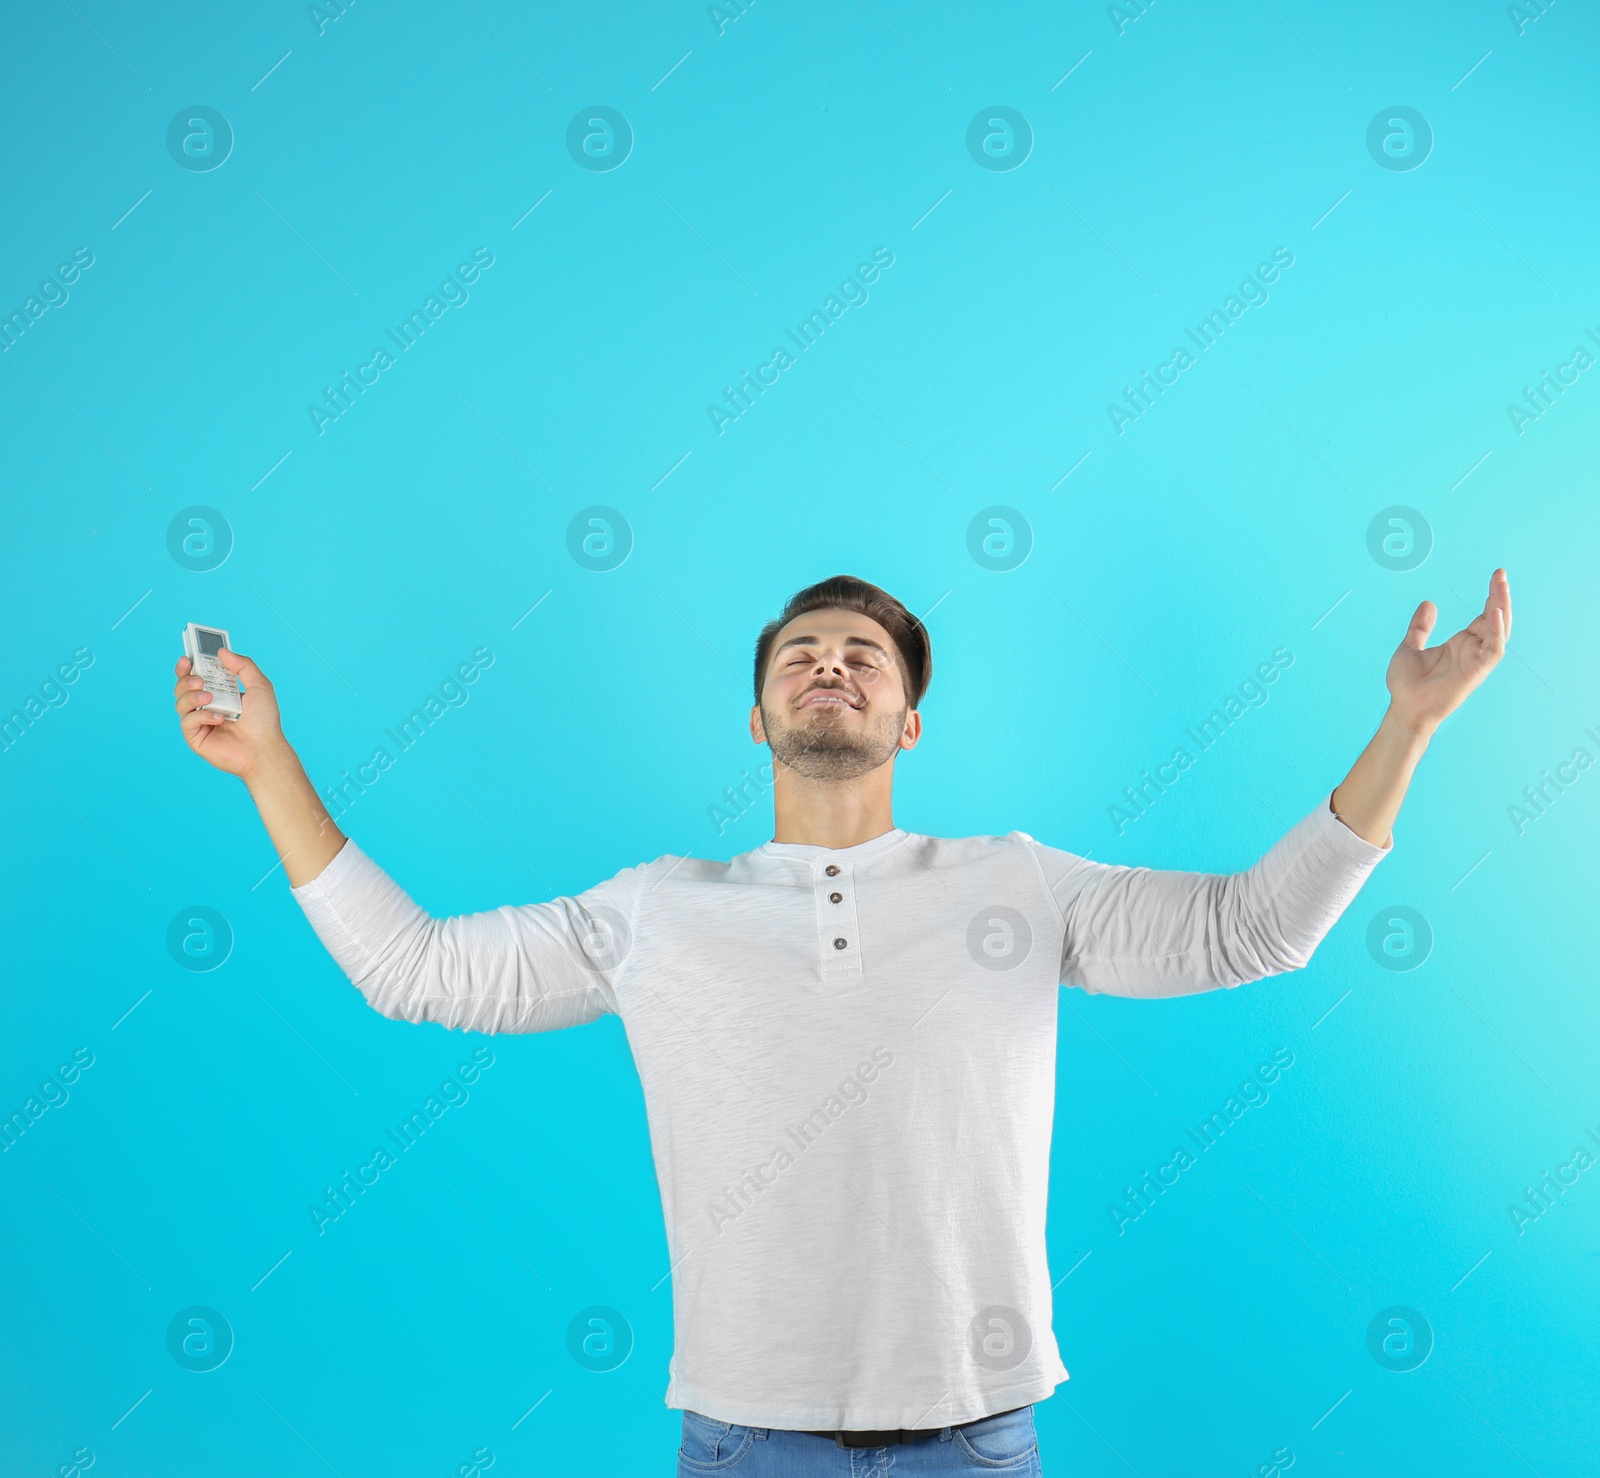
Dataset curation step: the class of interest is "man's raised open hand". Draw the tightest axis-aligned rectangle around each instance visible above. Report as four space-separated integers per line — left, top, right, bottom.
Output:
1386 567 1512 738
1328 568 1512 847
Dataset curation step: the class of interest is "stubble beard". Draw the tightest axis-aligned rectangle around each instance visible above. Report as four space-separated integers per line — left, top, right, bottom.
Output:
762 696 906 782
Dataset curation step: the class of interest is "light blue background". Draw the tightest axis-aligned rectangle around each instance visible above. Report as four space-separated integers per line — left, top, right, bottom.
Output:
3 1 1597 1473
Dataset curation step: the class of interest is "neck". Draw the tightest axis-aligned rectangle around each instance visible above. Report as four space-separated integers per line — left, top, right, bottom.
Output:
769 759 898 848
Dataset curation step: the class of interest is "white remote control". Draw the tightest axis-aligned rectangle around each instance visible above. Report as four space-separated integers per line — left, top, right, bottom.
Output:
182 623 243 721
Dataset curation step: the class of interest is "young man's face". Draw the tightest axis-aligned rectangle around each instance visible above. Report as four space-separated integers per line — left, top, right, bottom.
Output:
750 607 921 780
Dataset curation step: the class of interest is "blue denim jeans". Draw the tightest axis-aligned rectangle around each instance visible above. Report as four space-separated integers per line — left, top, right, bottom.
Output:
676 1403 1042 1475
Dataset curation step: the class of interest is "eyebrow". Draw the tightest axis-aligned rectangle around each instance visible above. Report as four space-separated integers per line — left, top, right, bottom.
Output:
773 633 890 659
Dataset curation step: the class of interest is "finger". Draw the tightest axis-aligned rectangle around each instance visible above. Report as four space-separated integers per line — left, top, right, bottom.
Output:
173 671 205 702
1402 600 1437 651
175 655 192 676
1489 567 1512 646
176 686 214 716
1470 574 1508 653
180 706 227 737
217 647 269 688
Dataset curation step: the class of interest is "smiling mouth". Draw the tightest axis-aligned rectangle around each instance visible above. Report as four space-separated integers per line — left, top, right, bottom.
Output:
798 688 862 711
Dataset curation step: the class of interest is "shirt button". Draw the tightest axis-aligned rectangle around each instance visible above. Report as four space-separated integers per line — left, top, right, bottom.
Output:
829 891 842 904
825 864 840 877
833 937 848 950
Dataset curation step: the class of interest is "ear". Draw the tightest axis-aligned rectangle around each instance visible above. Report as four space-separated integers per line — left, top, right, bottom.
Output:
749 704 766 744
899 709 922 751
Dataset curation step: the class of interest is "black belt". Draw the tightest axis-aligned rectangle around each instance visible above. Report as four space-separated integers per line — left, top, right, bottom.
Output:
803 1405 1020 1449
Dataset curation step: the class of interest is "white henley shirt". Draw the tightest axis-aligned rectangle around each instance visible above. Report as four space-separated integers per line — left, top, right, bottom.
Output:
289 788 1389 1431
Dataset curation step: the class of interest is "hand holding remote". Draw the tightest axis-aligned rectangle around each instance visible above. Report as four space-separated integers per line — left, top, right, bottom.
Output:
174 646 287 780
172 645 346 885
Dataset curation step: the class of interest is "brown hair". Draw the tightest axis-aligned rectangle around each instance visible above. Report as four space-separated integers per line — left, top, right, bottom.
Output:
753 575 933 709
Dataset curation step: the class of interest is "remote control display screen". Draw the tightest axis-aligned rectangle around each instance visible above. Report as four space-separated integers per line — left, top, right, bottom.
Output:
197 629 224 657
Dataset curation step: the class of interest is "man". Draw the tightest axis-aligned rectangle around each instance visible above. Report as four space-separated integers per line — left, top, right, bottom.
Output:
173 569 1511 1475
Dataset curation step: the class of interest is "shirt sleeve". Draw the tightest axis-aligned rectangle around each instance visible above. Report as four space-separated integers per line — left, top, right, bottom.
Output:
288 838 658 1033
1023 789 1391 998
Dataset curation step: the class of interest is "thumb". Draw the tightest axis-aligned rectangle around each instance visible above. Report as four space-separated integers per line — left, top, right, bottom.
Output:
1401 600 1436 651
217 647 269 686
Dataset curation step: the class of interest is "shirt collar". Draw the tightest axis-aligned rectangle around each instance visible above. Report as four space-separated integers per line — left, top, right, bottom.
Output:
755 828 909 864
